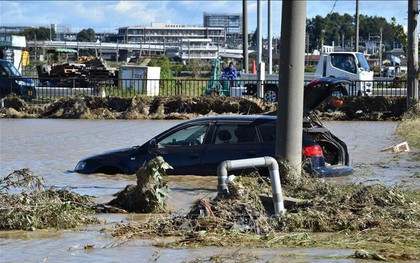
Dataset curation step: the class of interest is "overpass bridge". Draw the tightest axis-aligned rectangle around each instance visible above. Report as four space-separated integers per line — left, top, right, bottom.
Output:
26 40 250 62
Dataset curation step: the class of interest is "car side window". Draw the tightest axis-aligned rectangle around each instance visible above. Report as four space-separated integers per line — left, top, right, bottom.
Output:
158 125 208 147
258 124 276 142
213 124 257 144
0 67 7 77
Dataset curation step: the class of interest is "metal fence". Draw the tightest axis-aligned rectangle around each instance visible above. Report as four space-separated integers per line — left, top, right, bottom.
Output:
1 76 410 104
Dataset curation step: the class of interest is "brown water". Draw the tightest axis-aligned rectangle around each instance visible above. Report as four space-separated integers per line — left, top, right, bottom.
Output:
0 119 418 262
324 121 419 188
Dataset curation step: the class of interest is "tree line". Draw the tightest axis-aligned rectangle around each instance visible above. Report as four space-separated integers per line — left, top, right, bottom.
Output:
306 13 406 52
248 13 406 53
18 27 97 42
18 13 407 53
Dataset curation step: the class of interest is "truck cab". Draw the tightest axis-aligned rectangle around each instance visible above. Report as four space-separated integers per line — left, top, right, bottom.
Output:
314 46 373 96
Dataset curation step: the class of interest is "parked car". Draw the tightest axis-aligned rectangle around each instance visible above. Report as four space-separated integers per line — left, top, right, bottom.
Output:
75 77 353 177
0 59 36 100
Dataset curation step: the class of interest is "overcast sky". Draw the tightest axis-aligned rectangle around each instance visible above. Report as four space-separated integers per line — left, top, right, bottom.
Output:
0 1 409 35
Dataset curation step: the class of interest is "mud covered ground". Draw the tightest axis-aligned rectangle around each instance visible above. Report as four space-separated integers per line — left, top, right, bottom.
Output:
0 95 409 121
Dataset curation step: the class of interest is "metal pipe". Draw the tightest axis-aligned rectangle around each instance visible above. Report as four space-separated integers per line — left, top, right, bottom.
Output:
217 156 285 215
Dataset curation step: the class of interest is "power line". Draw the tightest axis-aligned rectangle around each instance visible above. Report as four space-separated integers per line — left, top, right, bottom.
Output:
329 0 338 14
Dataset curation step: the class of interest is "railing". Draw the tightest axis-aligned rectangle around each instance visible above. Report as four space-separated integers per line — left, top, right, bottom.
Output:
0 76 411 104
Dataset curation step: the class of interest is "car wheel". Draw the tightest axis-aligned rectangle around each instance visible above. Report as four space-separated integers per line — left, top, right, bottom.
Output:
264 88 278 104
331 87 348 97
210 91 219 96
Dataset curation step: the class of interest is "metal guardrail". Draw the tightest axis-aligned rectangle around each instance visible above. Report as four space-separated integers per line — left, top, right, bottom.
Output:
0 77 410 104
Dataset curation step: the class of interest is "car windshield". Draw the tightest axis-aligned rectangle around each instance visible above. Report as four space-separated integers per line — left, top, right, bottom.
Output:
331 54 356 73
355 53 371 72
0 61 22 77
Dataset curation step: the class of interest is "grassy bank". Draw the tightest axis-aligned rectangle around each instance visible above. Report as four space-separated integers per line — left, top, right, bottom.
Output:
396 103 420 148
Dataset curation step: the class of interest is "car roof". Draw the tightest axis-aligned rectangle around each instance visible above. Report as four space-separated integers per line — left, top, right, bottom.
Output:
184 114 277 123
150 115 277 141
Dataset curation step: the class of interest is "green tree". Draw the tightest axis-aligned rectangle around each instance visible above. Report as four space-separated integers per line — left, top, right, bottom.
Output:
148 56 173 79
20 27 55 41
309 15 326 50
77 28 96 42
390 17 407 52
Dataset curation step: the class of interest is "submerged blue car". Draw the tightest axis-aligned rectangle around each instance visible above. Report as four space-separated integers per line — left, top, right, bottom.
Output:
75 78 353 177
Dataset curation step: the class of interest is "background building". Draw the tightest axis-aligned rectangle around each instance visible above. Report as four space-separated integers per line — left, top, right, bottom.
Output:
117 23 225 46
203 13 242 48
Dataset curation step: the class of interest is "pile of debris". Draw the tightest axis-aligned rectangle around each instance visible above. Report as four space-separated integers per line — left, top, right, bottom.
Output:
37 58 117 87
0 169 100 230
110 172 419 260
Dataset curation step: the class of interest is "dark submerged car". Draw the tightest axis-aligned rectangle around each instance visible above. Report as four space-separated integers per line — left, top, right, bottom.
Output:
0 59 36 100
75 77 353 177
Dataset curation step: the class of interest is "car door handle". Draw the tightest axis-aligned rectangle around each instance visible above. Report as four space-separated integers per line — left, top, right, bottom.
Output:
189 153 199 159
246 151 257 156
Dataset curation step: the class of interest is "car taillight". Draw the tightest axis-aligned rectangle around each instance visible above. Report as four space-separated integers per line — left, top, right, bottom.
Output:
303 145 323 157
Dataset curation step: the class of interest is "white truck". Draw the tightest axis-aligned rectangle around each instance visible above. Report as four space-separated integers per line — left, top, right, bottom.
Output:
382 65 407 78
240 45 374 103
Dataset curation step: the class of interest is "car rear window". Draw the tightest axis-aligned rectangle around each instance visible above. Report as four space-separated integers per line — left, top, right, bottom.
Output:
258 124 276 142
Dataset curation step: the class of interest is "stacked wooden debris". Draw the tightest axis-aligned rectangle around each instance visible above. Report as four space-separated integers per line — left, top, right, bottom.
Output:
84 58 117 80
49 63 86 78
37 58 117 87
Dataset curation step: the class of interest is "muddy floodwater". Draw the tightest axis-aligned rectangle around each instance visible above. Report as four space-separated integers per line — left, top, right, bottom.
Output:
0 119 418 262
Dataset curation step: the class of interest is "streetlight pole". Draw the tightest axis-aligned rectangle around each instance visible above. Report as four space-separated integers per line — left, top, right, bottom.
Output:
355 0 359 52
268 0 273 74
242 0 248 73
379 28 383 77
256 0 264 98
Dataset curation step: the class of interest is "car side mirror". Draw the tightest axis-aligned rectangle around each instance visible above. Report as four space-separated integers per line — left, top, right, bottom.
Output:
149 138 157 152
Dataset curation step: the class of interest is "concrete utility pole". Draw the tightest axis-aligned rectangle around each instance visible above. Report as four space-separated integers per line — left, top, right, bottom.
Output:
276 0 306 181
379 27 383 77
268 0 273 74
355 0 359 52
243 0 249 73
407 0 419 104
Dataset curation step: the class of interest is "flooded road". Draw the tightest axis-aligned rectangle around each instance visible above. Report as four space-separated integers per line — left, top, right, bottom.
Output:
1 119 418 262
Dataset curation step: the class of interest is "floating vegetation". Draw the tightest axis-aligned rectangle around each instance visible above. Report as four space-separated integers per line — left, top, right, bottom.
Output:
182 250 262 263
108 156 172 213
0 169 100 230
